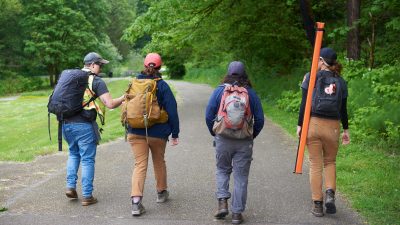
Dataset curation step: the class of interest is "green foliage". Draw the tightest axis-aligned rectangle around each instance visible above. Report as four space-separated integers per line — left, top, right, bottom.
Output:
21 0 100 83
184 63 225 87
344 62 400 154
276 90 301 113
0 0 23 76
0 76 49 96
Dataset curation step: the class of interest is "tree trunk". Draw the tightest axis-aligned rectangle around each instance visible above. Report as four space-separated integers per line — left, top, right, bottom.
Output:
367 12 376 70
300 0 315 47
48 65 57 88
346 0 361 60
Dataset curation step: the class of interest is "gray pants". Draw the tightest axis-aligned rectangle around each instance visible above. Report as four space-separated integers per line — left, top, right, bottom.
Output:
214 135 253 213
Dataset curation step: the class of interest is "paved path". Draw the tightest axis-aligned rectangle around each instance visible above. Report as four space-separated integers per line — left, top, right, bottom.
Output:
0 81 364 225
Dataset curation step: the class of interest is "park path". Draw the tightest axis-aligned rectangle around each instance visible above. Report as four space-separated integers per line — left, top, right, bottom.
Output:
0 81 364 225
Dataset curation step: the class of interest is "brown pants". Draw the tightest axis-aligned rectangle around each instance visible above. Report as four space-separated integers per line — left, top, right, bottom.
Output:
128 134 167 197
307 117 340 201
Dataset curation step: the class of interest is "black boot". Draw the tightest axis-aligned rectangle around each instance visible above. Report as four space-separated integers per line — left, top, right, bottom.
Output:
311 201 324 217
325 189 337 214
214 198 229 219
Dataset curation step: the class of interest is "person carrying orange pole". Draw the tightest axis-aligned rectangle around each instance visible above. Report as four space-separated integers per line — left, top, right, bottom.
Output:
295 23 351 217
294 22 325 174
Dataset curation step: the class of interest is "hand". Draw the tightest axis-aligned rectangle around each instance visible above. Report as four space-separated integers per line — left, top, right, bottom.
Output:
171 138 179 146
342 129 350 145
296 126 302 138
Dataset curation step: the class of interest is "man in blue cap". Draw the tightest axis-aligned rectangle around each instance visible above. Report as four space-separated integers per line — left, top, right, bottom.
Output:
63 52 125 206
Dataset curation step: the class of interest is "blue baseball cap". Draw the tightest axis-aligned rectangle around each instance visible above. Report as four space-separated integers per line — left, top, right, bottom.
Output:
227 61 246 77
83 52 109 64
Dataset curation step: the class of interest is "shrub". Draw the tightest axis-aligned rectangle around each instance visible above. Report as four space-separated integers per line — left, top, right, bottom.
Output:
0 75 48 96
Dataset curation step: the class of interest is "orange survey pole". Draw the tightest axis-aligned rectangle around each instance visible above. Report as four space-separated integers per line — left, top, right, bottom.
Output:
294 22 325 174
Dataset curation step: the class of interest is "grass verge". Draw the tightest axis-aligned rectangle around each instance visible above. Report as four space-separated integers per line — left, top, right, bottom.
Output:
0 79 131 161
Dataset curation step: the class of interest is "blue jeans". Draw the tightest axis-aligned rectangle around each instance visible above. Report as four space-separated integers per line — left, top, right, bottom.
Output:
214 135 253 213
62 122 97 198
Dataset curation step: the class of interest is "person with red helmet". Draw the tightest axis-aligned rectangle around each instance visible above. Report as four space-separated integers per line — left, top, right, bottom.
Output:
127 53 180 216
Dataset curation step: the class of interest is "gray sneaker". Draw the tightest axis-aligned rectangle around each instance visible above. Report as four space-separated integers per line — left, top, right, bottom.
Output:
156 190 169 203
132 201 146 216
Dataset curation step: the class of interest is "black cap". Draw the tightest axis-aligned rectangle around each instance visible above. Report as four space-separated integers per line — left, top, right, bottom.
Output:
83 52 109 64
320 48 337 66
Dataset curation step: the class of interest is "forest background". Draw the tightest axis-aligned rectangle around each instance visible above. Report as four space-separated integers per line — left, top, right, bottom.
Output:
0 0 398 224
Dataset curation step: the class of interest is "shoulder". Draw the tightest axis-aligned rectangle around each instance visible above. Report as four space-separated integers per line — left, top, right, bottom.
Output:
92 75 106 85
301 72 311 89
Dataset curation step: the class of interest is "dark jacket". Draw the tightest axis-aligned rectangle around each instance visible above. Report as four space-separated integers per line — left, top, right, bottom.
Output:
205 84 265 138
127 74 180 139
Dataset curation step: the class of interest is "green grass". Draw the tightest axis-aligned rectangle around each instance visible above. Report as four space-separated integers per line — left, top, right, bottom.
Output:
265 102 400 225
0 207 7 212
183 66 225 87
0 79 130 161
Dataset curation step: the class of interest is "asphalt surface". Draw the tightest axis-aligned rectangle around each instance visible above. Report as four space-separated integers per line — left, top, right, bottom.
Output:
0 81 364 225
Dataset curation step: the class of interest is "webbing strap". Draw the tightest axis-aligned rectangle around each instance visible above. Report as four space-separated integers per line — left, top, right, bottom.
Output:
58 121 62 151
48 113 52 141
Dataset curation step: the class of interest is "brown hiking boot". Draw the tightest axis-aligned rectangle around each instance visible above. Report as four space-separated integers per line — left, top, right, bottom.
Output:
81 196 98 206
232 213 243 224
65 188 78 199
311 201 324 217
214 198 229 219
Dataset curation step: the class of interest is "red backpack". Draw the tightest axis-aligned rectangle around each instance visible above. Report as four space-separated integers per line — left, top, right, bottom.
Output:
212 84 253 139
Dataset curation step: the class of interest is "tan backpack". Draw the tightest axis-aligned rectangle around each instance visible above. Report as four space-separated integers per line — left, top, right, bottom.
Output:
121 78 168 130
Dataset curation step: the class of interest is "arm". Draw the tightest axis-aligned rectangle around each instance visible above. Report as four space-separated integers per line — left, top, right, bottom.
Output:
159 81 180 138
249 89 264 139
205 88 223 136
341 97 350 145
297 88 307 137
99 92 125 109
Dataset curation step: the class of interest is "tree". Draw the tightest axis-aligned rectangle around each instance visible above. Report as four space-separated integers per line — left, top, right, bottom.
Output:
299 0 316 47
0 0 23 78
347 0 361 60
106 0 136 58
21 0 99 86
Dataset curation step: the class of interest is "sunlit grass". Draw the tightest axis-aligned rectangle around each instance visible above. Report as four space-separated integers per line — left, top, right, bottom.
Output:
0 80 130 161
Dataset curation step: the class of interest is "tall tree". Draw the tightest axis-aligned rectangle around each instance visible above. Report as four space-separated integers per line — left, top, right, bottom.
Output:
21 0 98 86
106 0 136 58
347 0 361 60
0 0 23 78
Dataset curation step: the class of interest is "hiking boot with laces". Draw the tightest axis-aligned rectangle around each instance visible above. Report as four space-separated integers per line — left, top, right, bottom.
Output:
132 201 146 216
156 190 169 203
325 189 336 214
81 196 97 206
214 198 229 219
231 213 243 224
65 188 78 199
311 201 324 217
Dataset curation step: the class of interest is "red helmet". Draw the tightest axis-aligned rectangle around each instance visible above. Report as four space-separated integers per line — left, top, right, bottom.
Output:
144 53 162 68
